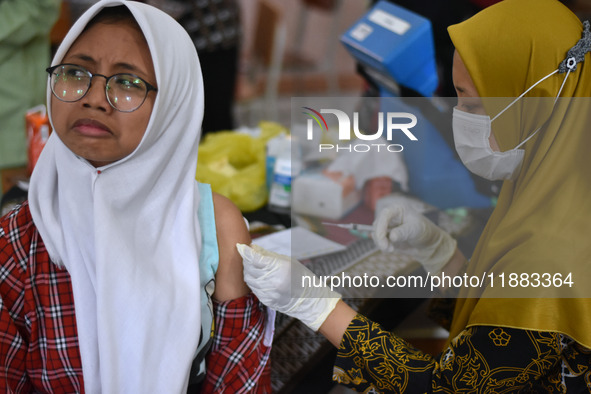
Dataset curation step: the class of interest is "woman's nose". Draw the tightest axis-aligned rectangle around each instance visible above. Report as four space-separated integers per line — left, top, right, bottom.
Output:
82 76 112 112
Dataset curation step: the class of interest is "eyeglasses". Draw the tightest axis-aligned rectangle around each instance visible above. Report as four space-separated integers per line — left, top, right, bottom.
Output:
46 64 158 113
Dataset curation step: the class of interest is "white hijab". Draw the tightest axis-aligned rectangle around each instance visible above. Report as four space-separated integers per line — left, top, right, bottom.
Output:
28 1 204 392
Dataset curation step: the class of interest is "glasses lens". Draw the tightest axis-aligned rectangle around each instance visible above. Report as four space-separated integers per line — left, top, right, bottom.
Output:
107 74 148 112
50 65 90 102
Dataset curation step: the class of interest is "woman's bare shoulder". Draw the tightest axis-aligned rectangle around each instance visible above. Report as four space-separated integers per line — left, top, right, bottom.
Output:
212 192 251 244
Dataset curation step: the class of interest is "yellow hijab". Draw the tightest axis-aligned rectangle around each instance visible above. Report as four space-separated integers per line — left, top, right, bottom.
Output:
448 0 591 349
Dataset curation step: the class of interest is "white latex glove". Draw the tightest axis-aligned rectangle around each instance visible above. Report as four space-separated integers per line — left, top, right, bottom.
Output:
373 206 457 273
236 243 341 331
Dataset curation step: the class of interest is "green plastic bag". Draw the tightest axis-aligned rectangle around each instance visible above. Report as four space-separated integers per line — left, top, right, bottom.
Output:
196 122 286 212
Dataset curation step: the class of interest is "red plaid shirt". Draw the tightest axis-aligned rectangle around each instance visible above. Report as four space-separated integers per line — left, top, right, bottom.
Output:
0 202 271 393
202 296 272 393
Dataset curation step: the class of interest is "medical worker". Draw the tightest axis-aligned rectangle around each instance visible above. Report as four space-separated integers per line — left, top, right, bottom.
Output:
237 0 591 391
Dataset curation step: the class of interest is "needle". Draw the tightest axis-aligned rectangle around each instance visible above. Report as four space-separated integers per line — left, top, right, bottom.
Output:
322 222 373 233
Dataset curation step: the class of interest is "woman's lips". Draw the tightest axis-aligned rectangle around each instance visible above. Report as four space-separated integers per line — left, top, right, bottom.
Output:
73 119 112 137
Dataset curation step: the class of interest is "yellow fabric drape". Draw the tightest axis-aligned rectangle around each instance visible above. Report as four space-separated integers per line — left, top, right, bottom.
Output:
448 0 591 349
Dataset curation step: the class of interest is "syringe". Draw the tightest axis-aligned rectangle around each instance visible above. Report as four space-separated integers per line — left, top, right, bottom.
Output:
322 222 373 233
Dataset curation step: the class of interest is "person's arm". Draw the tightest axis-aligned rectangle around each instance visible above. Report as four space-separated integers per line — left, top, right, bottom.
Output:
318 247 466 348
333 319 566 392
439 245 468 281
237 241 465 350
317 300 357 348
0 295 32 392
0 209 33 392
202 193 271 393
211 192 250 302
0 264 31 392
201 293 272 393
236 245 568 391
0 205 84 392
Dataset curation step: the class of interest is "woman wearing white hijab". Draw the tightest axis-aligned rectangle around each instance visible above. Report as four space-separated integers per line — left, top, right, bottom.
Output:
0 1 271 392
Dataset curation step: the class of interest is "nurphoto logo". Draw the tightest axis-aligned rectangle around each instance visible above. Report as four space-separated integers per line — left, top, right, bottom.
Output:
302 106 418 153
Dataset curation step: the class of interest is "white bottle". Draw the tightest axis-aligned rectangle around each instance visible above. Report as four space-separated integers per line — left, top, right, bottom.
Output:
268 137 300 214
265 133 286 192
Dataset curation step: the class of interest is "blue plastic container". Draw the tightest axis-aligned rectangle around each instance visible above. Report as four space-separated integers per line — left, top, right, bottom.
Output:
341 0 438 97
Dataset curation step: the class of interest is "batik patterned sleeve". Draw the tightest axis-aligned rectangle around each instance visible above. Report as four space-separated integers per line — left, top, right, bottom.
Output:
333 314 435 393
334 314 590 393
202 292 272 393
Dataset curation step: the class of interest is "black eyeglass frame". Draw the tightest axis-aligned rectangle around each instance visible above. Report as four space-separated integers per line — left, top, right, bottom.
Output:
46 63 158 113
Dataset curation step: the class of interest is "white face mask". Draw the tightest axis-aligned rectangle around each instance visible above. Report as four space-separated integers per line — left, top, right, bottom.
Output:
452 55 578 181
452 108 526 181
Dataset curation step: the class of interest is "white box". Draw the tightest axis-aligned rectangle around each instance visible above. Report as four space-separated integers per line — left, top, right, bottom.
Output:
292 172 361 220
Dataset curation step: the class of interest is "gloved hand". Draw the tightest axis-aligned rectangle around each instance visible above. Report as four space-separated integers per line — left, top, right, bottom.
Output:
236 243 341 331
373 206 457 273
